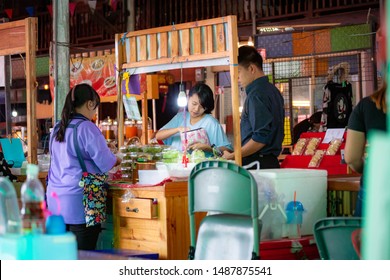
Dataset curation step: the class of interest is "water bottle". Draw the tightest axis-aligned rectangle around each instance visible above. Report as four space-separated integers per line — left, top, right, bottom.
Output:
0 177 22 235
20 164 46 234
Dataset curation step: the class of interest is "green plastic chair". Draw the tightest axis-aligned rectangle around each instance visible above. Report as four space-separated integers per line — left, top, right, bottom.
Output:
188 160 260 260
313 217 362 260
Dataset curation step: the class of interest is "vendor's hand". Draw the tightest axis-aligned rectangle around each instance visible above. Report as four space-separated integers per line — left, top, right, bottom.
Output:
114 156 122 166
188 142 209 151
177 126 188 133
222 150 235 160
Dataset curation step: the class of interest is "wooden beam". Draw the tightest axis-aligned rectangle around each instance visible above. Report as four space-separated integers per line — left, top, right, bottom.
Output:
149 34 157 60
25 18 38 164
216 24 226 52
170 30 179 58
115 33 125 148
0 18 39 164
181 29 190 56
206 25 213 53
160 32 168 58
122 17 231 37
123 51 231 69
227 16 242 166
141 93 148 144
139 35 147 61
193 27 201 55
0 24 26 55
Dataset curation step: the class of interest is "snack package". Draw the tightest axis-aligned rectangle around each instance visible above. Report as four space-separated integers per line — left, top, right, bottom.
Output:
326 138 342 155
292 138 308 155
308 150 325 168
304 137 322 156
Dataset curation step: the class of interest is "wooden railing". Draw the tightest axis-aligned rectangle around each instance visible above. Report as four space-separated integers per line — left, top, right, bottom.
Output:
6 0 379 55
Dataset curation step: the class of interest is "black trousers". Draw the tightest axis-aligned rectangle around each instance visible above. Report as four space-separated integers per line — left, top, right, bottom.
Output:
66 223 101 250
242 153 280 170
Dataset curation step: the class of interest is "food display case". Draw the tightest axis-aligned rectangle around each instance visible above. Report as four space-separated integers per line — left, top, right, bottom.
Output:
281 132 349 175
114 15 243 165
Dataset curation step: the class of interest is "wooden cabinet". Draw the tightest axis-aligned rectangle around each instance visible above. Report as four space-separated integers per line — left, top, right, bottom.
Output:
109 181 205 260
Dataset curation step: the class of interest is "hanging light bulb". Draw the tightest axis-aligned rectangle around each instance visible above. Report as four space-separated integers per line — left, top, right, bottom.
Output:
177 83 187 107
11 109 18 117
177 65 187 107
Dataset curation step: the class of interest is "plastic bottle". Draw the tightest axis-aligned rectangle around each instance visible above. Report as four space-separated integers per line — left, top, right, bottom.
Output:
0 177 22 235
20 164 46 234
45 192 66 235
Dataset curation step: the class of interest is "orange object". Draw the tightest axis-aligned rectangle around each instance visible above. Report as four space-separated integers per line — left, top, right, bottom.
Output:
125 126 138 139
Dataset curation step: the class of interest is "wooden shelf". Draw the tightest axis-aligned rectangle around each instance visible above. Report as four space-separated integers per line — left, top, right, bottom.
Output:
0 121 27 129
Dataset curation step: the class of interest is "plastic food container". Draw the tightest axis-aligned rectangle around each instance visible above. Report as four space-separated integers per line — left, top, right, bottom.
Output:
164 163 196 181
138 169 169 185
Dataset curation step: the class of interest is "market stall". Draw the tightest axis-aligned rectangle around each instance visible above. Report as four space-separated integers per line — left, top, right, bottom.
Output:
114 15 242 165
0 18 38 164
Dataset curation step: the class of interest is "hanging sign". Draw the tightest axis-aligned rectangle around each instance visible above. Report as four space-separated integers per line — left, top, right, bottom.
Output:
123 95 141 121
122 72 147 97
49 53 117 99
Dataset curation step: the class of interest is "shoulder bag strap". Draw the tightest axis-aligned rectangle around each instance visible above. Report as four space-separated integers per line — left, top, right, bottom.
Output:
50 118 102 174
50 120 88 173
72 120 103 174
71 121 88 173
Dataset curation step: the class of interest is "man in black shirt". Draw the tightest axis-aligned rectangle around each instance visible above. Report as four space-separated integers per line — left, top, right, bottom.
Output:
222 46 284 169
292 111 322 145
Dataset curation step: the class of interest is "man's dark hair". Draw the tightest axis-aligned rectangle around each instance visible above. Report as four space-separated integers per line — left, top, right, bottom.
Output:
238 45 263 71
309 111 322 124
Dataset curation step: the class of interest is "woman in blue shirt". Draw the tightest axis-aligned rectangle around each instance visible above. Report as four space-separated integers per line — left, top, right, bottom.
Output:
156 83 232 157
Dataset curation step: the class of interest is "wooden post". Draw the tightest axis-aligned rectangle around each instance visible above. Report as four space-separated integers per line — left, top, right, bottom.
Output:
227 16 242 166
4 55 12 137
25 18 38 164
141 92 148 144
115 33 125 148
0 18 38 164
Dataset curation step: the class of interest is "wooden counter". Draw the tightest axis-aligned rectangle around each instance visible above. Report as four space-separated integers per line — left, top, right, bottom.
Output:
16 171 48 187
108 175 361 259
327 175 360 192
108 181 205 260
327 174 360 216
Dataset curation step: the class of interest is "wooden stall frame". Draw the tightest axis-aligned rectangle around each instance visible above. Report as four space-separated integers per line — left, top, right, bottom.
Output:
115 16 242 165
0 18 38 164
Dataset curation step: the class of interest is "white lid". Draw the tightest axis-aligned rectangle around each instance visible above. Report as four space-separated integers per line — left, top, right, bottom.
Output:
250 168 327 179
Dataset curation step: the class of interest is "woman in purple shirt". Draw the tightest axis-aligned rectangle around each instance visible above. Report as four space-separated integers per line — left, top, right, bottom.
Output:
47 84 121 250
